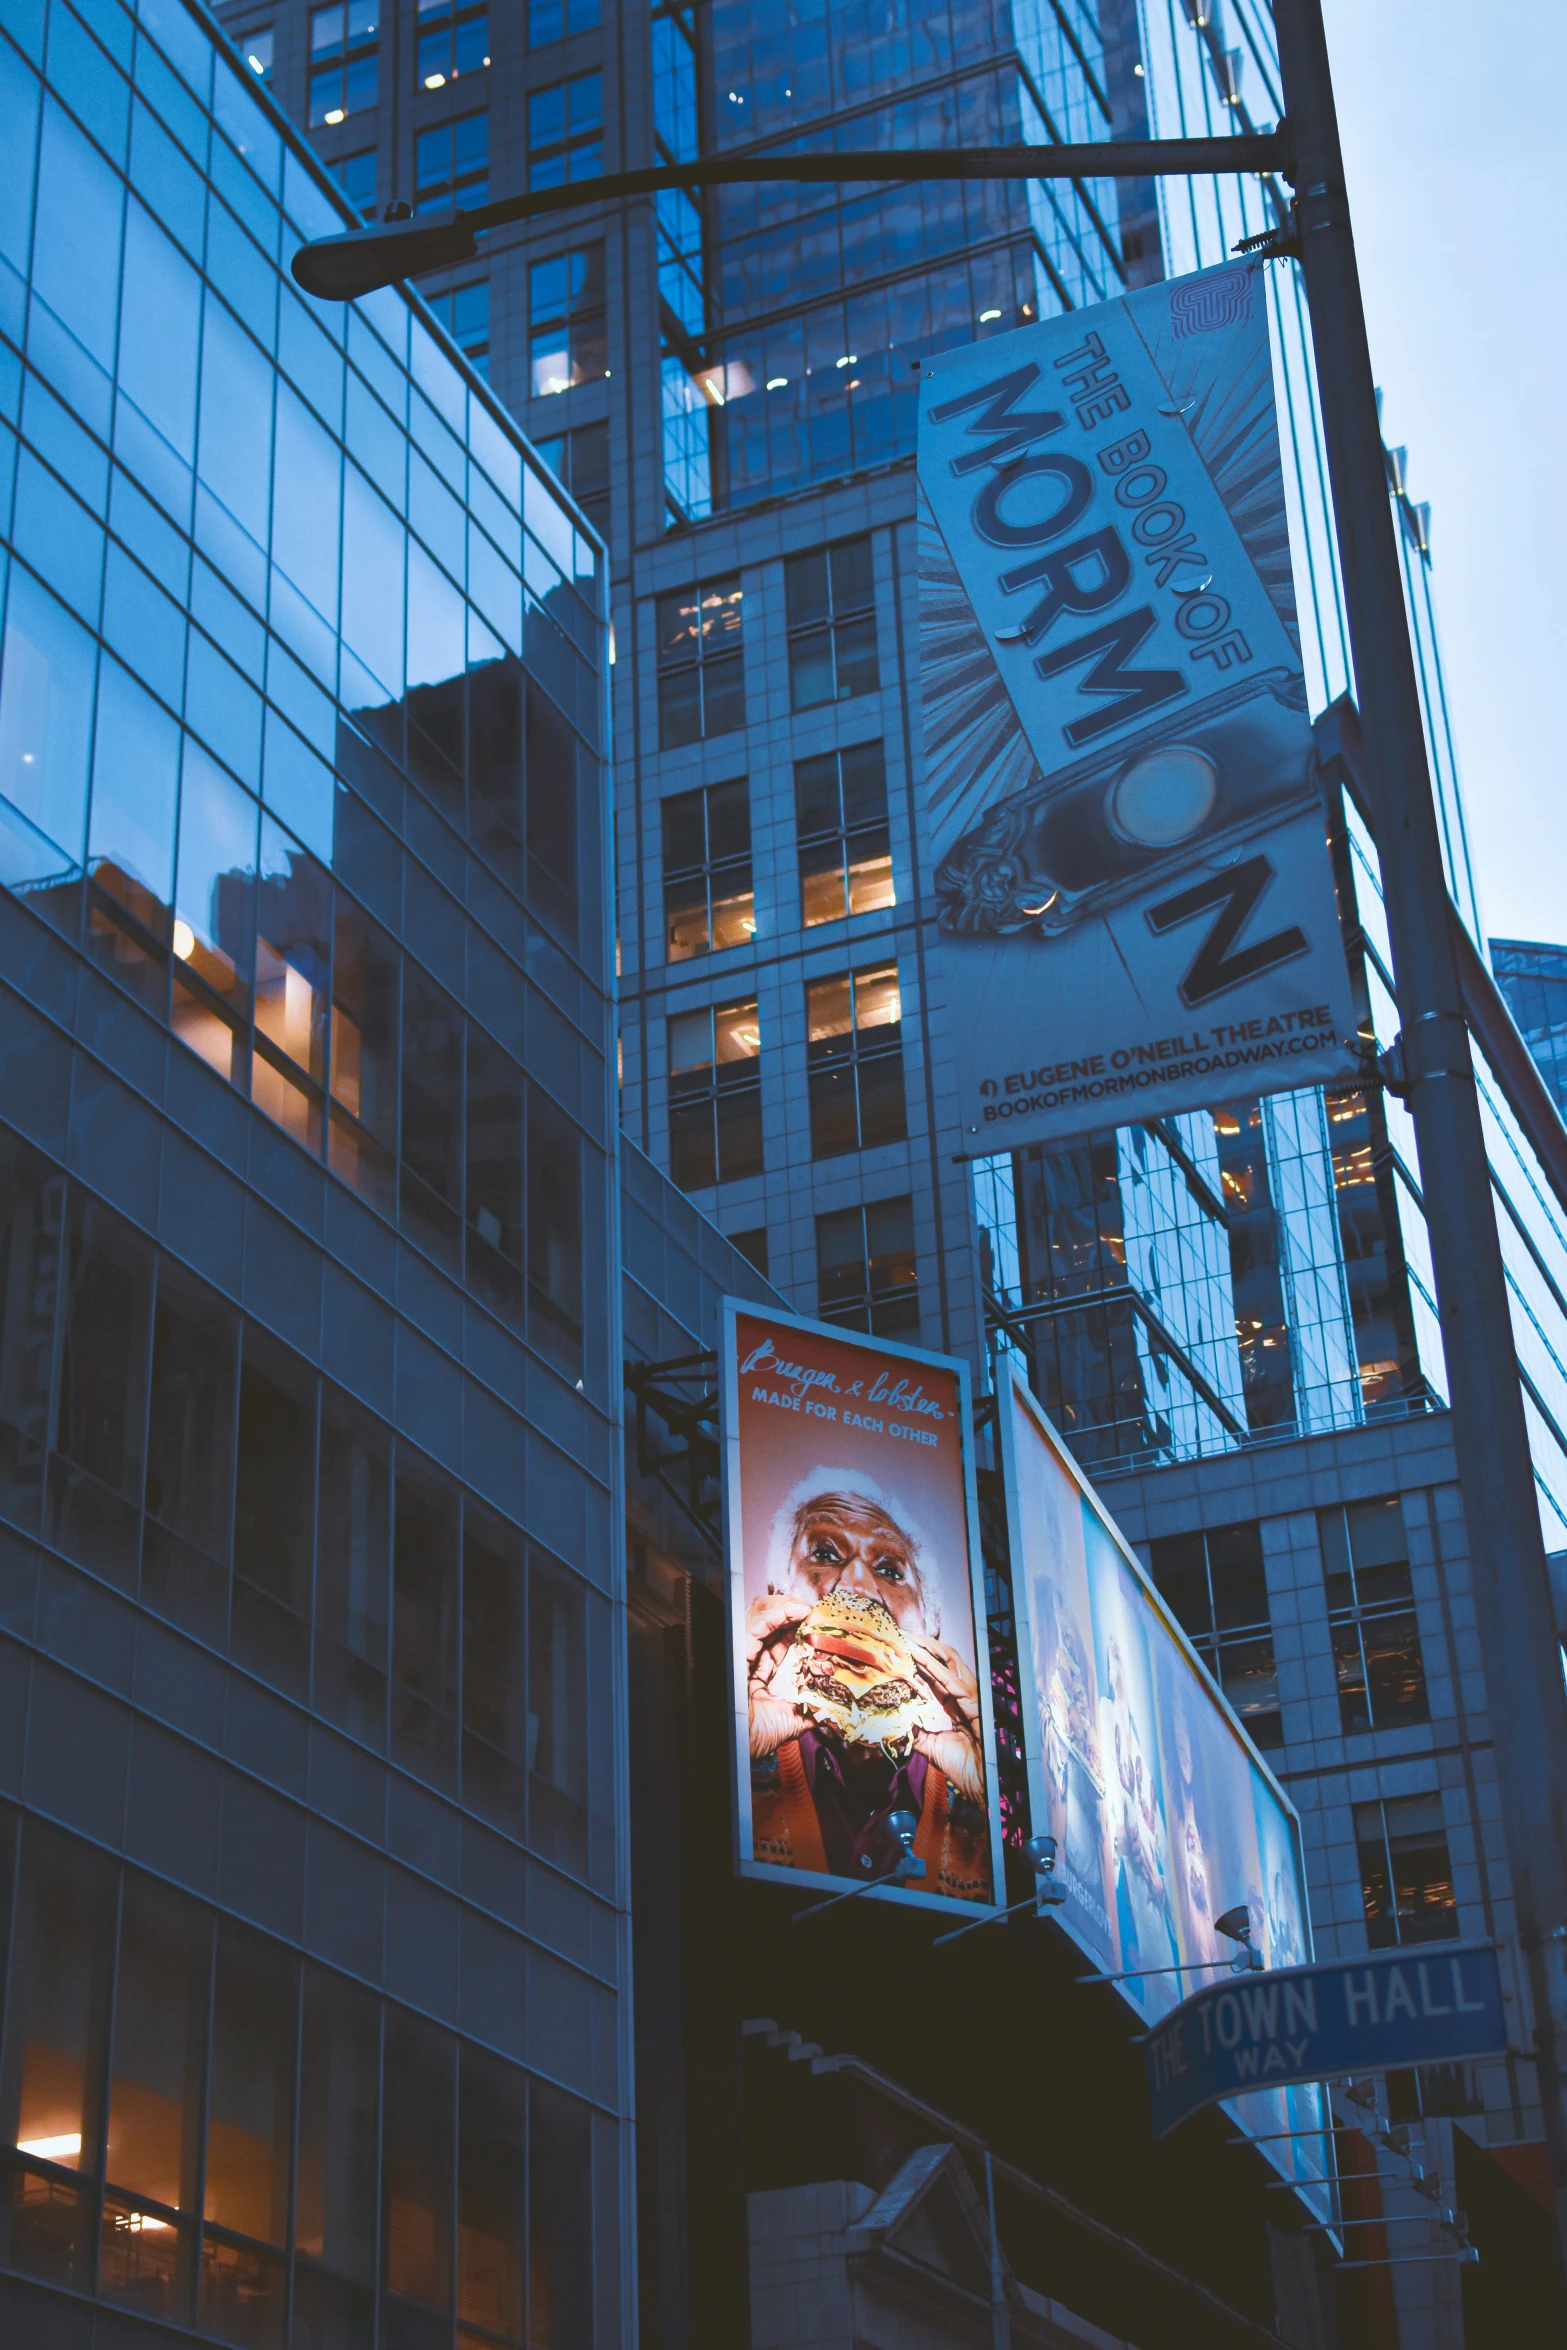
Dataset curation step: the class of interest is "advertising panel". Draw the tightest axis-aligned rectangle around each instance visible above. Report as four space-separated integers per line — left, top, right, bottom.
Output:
918 262 1360 1155
999 1362 1332 2205
722 1302 1000 1912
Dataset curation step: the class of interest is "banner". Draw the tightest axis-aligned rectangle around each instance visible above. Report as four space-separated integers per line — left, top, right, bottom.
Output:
998 1362 1332 2207
918 262 1360 1153
722 1302 1000 1912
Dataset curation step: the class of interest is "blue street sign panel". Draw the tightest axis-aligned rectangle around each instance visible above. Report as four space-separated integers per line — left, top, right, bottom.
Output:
1145 1943 1510 2139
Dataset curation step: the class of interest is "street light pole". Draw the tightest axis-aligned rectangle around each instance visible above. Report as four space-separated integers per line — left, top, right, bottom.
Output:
290 10 1567 2268
1273 0 1567 2267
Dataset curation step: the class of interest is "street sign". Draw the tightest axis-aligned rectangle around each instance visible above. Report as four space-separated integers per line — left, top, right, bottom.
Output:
1145 1942 1510 2138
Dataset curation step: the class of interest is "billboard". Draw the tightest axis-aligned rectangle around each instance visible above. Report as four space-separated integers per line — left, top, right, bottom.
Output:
999 1362 1332 2205
721 1302 1000 1912
918 262 1360 1154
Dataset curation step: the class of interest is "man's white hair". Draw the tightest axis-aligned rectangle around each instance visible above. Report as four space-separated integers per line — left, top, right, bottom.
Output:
763 1466 940 1637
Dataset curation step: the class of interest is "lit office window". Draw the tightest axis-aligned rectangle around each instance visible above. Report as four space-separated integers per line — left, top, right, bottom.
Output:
0 1816 600 2321
309 0 379 127
654 577 743 748
795 740 894 927
1320 1495 1429 1734
667 999 762 1190
425 280 490 377
533 420 610 535
328 148 378 220
816 1197 918 1336
1355 1794 1459 1947
1148 1519 1283 1750
416 0 489 89
529 0 599 38
528 244 607 394
785 537 878 710
806 964 906 1159
528 71 603 188
661 781 753 963
415 113 488 211
239 24 273 81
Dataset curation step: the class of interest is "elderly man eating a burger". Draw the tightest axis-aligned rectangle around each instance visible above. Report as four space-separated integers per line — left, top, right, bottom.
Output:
744 1477 991 1903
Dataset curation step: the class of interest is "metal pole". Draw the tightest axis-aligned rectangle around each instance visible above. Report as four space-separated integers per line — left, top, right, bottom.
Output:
984 2149 1011 2350
1274 0 1567 2267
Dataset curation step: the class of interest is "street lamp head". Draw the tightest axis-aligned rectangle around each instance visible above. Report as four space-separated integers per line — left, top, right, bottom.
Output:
291 207 479 302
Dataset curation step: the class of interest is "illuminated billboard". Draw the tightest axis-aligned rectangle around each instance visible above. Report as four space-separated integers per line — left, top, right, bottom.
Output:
917 262 1359 1156
722 1302 1001 1912
999 1361 1331 2202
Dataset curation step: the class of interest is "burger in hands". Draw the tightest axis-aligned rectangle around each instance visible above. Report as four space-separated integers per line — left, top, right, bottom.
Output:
780 1588 949 1759
744 1482 987 1807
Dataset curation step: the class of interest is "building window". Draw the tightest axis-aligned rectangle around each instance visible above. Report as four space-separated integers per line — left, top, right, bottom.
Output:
416 0 488 90
729 1227 768 1277
1320 1495 1429 1735
329 148 378 220
528 72 603 189
817 1197 918 1336
667 999 762 1190
1354 1794 1459 1947
0 1819 600 2324
239 24 273 80
796 740 894 927
785 537 878 711
655 577 743 748
415 113 488 211
529 0 599 39
1149 1519 1282 1750
309 0 379 127
1492 938 1567 1119
806 964 906 1160
529 244 607 395
425 280 490 377
534 420 609 535
661 781 753 963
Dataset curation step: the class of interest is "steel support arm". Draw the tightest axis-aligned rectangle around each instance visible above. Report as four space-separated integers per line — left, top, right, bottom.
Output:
291 132 1288 299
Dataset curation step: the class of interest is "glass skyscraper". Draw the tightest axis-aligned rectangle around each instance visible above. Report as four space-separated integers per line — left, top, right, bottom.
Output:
0 2 629 2342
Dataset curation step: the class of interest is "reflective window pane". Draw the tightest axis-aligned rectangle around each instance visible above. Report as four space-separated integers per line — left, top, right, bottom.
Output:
382 2012 454 2316
50 1189 153 1583
297 1966 380 2309
457 2050 525 2339
203 1924 296 2251
105 1877 208 2217
314 1385 391 1743
392 1457 460 1790
0 567 96 862
88 658 179 939
232 1330 317 1691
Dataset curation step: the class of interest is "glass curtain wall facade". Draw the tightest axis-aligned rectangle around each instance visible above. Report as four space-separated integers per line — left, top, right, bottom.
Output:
0 3 627 2346
1493 937 1567 1122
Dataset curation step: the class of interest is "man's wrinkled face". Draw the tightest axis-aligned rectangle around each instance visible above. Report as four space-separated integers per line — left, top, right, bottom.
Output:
790 1502 925 1633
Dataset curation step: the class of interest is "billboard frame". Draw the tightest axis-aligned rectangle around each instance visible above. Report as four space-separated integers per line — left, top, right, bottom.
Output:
720 1296 1005 1918
995 1356 1334 2213
995 1353 1315 1993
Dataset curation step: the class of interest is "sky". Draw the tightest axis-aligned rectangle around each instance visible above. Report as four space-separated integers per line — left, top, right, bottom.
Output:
1321 0 1567 947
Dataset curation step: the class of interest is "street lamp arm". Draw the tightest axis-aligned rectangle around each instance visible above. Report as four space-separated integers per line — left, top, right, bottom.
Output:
291 132 1290 301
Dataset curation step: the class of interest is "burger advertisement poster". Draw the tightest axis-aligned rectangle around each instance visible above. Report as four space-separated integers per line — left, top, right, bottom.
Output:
722 1302 1001 1912
999 1363 1332 2210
